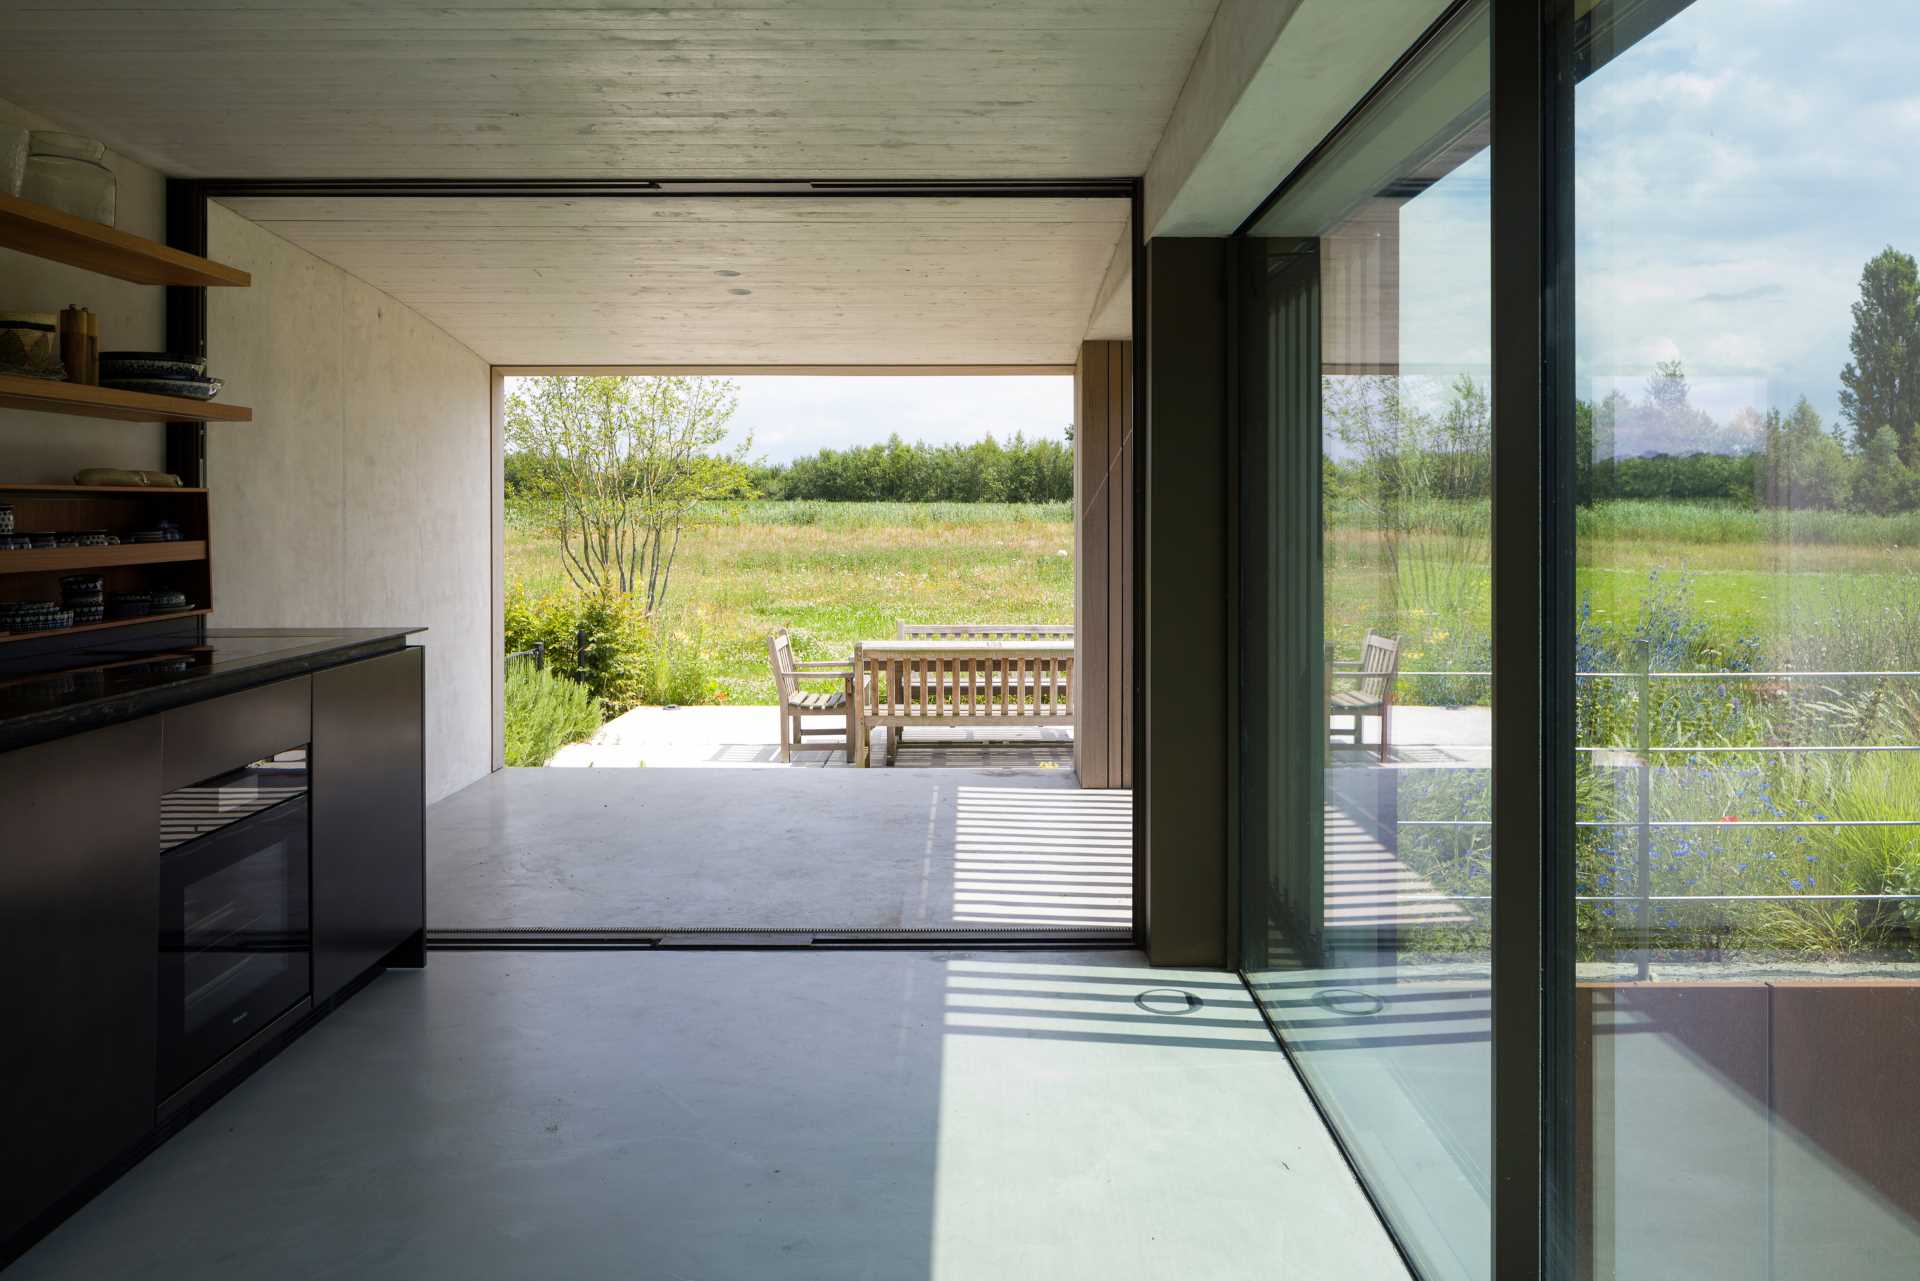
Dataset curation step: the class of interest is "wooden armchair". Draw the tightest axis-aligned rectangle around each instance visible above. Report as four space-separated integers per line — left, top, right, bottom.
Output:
1328 631 1399 763
767 630 857 763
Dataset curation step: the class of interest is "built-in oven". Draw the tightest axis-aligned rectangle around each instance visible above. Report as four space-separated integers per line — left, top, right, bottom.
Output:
158 749 311 1101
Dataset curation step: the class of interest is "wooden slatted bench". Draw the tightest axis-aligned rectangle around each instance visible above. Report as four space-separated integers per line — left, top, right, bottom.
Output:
852 638 1075 767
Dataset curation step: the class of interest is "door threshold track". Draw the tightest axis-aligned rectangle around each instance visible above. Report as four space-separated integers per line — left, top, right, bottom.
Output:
429 926 1133 951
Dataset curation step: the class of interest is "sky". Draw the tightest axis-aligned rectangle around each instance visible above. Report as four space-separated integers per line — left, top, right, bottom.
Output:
724 376 1071 464
504 375 1072 465
1572 0 1920 435
1355 0 1920 455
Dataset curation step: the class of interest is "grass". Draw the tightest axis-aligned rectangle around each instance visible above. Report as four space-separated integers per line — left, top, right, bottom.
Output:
507 499 1073 704
1326 500 1920 681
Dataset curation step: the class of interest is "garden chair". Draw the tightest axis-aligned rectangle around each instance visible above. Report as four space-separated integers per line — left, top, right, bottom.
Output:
1328 631 1399 764
767 630 858 763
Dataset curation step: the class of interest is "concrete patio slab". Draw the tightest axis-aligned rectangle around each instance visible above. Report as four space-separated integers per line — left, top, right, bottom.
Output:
548 703 1075 769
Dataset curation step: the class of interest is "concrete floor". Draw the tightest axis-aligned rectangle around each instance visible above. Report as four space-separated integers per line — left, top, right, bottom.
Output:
428 767 1132 932
8 950 1409 1281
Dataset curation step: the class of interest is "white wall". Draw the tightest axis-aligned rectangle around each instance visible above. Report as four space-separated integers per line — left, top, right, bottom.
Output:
206 204 493 803
0 98 167 479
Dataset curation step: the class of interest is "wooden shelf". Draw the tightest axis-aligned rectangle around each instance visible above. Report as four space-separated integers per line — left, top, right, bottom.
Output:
0 540 207 576
0 375 251 424
0 483 207 496
0 193 249 287
0 608 210 646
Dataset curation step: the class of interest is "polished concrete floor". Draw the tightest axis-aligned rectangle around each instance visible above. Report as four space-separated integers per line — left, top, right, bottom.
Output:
10 950 1408 1281
428 767 1133 932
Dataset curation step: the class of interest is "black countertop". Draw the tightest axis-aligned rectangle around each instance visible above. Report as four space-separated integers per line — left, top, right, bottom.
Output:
0 628 424 754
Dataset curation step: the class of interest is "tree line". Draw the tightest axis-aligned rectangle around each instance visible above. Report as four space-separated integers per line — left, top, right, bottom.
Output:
747 433 1072 503
1571 247 1920 513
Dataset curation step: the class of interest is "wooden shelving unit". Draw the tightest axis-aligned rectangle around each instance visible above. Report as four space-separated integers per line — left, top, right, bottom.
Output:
0 608 210 645
0 486 212 646
0 194 247 655
0 193 250 288
0 373 251 424
0 540 206 576
0 483 207 496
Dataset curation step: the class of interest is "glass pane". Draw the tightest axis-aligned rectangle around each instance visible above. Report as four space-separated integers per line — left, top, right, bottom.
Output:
1572 2 1920 1276
1241 6 1492 1279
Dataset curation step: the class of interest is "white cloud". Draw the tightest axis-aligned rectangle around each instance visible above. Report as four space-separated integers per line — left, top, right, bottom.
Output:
1573 0 1920 433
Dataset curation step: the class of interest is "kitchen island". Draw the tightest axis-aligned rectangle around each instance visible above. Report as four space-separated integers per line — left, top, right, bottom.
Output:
0 628 427 1265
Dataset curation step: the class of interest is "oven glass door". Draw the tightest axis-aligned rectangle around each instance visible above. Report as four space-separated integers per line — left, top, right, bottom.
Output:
158 796 311 1098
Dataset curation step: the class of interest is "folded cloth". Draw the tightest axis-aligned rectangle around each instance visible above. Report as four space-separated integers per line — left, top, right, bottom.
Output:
72 467 183 488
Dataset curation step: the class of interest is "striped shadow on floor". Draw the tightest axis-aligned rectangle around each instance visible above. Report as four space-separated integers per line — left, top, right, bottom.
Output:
949 785 1133 929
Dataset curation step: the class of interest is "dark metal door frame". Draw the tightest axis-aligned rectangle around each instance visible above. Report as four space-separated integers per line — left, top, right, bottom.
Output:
163 175 1148 950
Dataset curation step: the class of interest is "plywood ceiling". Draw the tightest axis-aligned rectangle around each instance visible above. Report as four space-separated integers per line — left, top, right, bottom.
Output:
0 1 1218 180
219 195 1129 364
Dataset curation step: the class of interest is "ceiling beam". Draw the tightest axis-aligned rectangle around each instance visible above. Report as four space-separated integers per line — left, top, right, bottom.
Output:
1142 0 1454 238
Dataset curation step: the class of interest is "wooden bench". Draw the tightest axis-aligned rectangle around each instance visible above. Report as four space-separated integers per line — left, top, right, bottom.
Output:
852 638 1074 766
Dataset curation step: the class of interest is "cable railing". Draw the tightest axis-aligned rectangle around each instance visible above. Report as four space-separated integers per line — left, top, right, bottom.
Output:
1349 666 1920 976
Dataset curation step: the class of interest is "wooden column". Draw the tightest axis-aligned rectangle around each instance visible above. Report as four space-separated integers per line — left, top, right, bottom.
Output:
1073 339 1133 790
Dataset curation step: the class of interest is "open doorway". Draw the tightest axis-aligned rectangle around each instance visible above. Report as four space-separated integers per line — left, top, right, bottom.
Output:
444 368 1132 936
202 188 1137 941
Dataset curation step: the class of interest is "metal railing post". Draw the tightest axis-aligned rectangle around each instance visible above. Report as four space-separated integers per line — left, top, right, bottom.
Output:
1635 644 1653 981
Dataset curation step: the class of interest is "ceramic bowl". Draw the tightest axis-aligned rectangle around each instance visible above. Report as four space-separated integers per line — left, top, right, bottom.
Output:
0 312 64 379
20 154 115 225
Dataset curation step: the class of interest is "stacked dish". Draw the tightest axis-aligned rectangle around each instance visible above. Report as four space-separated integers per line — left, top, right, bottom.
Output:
98 352 223 402
0 600 74 634
151 589 191 613
53 530 111 548
106 591 152 620
62 574 105 625
0 504 12 535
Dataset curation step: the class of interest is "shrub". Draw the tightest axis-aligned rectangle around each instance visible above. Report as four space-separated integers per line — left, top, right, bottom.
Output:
504 584 655 714
503 664 602 766
504 582 722 711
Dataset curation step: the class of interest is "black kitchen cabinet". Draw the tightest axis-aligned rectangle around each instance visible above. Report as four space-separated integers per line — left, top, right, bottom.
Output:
0 717 163 1244
311 645 425 1005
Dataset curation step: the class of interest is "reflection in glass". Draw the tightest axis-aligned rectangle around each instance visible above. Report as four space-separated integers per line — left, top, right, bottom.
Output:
1572 2 1920 1276
1239 5 1492 1279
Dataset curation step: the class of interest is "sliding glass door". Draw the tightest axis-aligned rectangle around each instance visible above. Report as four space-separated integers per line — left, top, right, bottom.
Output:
1238 6 1494 1279
1567 1 1920 1276
1240 1 1919 1276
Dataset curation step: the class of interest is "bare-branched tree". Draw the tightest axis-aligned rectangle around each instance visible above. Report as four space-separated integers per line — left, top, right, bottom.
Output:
505 376 751 613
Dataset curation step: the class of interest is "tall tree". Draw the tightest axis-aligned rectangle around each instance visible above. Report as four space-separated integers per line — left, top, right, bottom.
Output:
505 376 749 612
1838 246 1920 460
